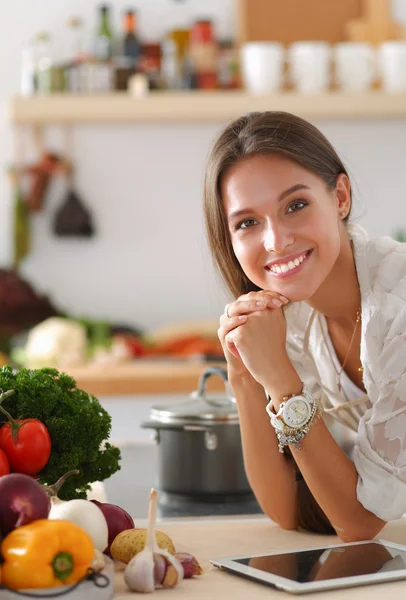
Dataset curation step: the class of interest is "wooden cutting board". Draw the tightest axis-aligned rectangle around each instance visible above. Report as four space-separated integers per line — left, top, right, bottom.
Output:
236 0 363 45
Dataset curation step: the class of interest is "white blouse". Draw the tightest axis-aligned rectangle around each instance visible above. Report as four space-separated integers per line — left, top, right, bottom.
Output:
323 321 364 461
284 224 406 522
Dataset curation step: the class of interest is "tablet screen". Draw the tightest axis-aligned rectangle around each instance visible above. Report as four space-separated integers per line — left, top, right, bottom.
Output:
234 542 406 583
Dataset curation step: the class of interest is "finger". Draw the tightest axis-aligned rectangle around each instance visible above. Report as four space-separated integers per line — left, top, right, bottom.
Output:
224 296 287 320
263 291 290 305
238 291 290 305
227 342 240 359
218 315 247 336
224 333 241 359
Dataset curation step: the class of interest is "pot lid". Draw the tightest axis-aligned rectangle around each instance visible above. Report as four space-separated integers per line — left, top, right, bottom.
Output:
150 394 239 424
149 366 239 424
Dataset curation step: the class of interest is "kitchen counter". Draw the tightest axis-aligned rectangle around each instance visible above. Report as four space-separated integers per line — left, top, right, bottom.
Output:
113 516 406 599
65 360 227 396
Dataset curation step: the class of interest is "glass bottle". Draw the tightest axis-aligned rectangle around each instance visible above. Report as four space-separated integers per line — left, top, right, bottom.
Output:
20 41 36 96
65 17 85 93
123 9 141 67
189 19 218 89
35 32 53 94
94 5 113 61
114 9 141 91
68 17 84 63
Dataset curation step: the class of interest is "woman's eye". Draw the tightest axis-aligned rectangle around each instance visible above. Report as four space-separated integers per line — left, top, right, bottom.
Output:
287 200 307 214
235 218 258 230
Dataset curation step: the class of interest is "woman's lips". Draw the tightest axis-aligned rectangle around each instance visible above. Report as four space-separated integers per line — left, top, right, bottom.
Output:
265 250 313 279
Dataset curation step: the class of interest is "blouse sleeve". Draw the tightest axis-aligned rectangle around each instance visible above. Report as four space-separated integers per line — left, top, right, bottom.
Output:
354 299 406 521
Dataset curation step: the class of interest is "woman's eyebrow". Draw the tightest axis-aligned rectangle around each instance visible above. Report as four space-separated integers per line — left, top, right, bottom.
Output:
228 183 310 222
278 183 310 202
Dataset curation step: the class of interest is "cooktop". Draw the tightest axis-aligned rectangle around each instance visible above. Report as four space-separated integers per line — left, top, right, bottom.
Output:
103 441 263 520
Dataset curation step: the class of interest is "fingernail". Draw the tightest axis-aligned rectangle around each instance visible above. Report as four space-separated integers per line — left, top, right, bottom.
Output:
279 296 289 304
256 301 266 307
238 315 247 320
272 299 283 307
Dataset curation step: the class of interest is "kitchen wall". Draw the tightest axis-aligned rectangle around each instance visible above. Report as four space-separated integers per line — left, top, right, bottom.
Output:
1 0 406 331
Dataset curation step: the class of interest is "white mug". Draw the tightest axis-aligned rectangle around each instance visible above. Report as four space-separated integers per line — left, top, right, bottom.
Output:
334 42 376 91
289 41 331 94
379 41 406 93
240 42 285 94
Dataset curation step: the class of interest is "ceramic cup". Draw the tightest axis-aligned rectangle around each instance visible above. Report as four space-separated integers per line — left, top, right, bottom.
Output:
240 41 285 94
379 41 406 93
334 42 376 92
289 41 331 94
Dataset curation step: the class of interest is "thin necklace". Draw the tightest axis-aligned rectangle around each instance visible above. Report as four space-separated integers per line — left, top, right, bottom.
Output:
320 309 363 393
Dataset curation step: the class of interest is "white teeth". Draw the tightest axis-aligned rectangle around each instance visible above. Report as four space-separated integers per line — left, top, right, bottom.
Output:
268 251 309 274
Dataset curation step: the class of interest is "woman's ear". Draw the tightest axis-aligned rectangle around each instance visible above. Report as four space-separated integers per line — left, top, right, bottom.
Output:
335 174 352 219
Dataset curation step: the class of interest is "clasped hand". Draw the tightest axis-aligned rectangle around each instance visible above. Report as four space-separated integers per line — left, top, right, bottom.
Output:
218 291 292 387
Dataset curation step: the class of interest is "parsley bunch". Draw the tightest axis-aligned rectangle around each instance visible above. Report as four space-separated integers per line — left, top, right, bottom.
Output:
0 366 121 499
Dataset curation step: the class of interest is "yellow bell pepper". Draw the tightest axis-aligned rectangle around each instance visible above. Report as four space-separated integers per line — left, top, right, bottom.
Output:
0 519 94 590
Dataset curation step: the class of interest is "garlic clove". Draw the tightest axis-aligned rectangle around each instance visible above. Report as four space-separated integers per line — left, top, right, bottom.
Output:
153 553 166 585
162 564 180 589
124 549 155 593
174 552 203 578
158 550 184 588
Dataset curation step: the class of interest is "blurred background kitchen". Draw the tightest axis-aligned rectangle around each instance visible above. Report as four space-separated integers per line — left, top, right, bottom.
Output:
1 0 406 518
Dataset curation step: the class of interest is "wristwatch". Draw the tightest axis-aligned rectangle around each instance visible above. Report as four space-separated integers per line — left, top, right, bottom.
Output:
266 385 323 453
266 386 315 431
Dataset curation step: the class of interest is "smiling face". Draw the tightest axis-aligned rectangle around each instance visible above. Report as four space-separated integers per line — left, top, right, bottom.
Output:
221 153 351 302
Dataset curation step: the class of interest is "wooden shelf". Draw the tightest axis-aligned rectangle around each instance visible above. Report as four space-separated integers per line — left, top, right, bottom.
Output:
9 91 406 124
64 360 227 396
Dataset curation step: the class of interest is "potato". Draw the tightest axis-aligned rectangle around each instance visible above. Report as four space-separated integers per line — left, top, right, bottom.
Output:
110 528 176 564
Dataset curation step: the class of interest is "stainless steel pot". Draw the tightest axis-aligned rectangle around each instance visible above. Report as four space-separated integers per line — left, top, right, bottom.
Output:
141 366 251 496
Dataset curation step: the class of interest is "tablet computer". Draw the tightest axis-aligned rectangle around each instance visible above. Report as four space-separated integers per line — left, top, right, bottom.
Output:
211 539 406 594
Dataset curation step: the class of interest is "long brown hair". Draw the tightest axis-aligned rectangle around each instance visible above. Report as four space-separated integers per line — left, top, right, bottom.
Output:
203 111 350 535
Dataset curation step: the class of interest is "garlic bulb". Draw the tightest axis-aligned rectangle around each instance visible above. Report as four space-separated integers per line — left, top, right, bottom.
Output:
124 489 184 593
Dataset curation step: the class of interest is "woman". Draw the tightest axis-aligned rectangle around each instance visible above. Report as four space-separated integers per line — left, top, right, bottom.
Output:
203 111 406 542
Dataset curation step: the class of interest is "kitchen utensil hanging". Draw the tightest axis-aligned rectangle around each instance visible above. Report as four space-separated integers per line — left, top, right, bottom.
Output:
10 128 30 269
53 126 95 238
26 126 60 213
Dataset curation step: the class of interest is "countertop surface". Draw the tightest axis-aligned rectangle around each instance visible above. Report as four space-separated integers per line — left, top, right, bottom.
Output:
113 516 406 599
66 360 227 395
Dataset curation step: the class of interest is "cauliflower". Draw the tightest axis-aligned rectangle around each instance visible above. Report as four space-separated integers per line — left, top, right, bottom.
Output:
25 317 88 368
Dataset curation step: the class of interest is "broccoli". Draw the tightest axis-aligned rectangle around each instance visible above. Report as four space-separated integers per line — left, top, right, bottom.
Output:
0 366 121 500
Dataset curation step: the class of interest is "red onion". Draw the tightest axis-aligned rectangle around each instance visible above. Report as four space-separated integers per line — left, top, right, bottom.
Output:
91 499 135 554
0 473 50 536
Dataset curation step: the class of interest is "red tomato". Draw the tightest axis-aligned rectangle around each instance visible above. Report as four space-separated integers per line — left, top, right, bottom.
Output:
0 448 10 476
0 419 52 476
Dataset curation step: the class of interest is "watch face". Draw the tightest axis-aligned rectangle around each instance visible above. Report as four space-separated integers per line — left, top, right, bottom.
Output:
283 396 311 429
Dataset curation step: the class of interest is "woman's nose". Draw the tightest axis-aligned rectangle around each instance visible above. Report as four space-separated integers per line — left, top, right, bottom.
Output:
263 222 293 254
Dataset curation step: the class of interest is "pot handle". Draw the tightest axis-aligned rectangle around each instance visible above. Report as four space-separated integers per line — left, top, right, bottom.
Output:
192 366 236 406
140 421 184 431
140 421 218 450
141 421 216 433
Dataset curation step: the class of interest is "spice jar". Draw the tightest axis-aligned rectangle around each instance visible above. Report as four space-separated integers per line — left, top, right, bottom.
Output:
189 19 218 89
